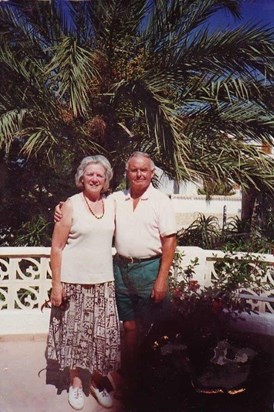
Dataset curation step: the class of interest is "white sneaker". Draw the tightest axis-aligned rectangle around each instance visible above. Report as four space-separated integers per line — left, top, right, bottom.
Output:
90 383 113 408
68 386 84 410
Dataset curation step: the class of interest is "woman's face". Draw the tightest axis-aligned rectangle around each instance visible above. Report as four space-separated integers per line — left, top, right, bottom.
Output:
82 163 106 196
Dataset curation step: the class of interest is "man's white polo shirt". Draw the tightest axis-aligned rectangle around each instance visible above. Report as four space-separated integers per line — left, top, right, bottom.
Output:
111 184 177 258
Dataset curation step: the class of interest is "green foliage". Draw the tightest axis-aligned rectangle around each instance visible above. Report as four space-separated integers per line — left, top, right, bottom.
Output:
177 212 274 253
221 216 274 253
0 147 72 246
198 180 236 197
13 216 52 247
1 1 274 243
177 213 222 249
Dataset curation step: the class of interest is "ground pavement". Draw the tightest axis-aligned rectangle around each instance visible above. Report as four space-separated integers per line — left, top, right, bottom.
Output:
0 335 124 412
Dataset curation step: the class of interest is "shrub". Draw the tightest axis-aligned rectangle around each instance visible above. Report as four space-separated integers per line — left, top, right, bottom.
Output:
169 250 270 344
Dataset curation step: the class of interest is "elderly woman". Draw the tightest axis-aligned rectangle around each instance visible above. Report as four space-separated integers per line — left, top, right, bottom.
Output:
46 155 120 410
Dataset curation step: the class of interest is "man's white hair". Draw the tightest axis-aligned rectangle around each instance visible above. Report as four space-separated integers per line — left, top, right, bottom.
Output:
125 151 155 171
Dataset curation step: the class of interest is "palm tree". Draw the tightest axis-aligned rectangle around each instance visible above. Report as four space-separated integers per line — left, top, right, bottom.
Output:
1 0 274 241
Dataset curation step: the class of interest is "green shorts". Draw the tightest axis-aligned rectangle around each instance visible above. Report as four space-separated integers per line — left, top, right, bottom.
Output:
114 255 168 324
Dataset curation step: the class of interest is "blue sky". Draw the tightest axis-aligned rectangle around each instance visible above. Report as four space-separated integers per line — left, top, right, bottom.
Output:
210 0 274 29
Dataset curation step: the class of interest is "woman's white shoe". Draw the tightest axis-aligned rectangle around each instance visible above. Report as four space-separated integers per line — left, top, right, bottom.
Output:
90 383 113 408
68 386 85 410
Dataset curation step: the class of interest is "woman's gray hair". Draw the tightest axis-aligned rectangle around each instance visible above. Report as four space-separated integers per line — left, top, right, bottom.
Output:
125 151 155 170
75 155 113 192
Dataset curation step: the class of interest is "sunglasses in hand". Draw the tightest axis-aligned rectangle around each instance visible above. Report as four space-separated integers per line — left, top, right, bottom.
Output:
41 296 69 312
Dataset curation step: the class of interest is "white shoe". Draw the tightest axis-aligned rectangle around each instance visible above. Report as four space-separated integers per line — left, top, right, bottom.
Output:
90 383 113 408
68 386 84 410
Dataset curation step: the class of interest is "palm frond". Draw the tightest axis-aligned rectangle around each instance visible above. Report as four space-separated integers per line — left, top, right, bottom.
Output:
111 78 191 179
143 0 241 53
0 41 30 80
45 37 100 116
20 127 57 159
188 100 274 144
1 0 274 200
0 109 29 152
187 131 274 193
52 0 77 37
173 23 274 81
68 0 94 41
0 1 49 49
90 0 147 43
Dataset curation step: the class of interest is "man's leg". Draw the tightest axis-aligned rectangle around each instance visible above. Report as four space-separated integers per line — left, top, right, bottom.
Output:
122 319 138 379
114 257 161 381
113 259 138 382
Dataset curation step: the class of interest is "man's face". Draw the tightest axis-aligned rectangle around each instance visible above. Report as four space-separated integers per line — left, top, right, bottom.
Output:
126 156 154 193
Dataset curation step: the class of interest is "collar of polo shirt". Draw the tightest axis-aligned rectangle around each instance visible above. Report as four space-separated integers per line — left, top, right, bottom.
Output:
125 183 153 201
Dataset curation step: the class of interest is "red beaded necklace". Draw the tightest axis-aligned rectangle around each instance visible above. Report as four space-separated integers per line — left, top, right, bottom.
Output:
83 193 104 219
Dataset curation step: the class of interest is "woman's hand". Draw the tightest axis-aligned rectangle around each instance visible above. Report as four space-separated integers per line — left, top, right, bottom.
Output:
50 282 63 307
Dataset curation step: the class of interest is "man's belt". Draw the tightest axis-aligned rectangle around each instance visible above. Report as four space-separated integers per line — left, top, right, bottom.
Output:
116 254 162 264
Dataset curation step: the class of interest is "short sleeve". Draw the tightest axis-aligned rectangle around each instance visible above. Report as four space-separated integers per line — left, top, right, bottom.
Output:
157 195 177 237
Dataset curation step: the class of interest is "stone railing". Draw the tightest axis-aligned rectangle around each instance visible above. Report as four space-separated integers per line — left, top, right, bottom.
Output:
0 247 51 311
0 246 273 336
179 247 274 312
0 247 52 336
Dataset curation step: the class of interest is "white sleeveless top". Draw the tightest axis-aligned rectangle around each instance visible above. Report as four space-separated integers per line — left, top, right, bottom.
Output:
61 193 115 284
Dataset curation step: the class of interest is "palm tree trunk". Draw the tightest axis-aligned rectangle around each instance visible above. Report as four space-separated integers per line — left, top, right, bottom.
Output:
241 186 257 225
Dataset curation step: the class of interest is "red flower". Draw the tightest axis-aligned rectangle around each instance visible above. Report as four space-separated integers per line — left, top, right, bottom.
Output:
173 288 183 298
188 280 200 292
211 299 223 315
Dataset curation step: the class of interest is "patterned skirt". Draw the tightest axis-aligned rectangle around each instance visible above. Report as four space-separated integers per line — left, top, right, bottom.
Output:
45 281 121 394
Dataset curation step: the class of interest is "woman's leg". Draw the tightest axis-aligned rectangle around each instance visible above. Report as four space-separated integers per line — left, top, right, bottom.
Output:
68 369 84 410
90 371 113 408
70 369 82 388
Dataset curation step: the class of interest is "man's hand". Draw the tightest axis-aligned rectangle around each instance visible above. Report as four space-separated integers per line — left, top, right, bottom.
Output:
54 201 64 223
151 278 168 303
151 234 176 303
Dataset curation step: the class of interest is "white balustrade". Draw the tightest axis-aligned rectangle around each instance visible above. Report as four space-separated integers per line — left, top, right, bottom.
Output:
0 247 52 310
0 246 273 336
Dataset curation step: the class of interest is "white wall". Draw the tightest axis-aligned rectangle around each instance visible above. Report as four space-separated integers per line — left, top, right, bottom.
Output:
156 168 242 229
172 194 242 229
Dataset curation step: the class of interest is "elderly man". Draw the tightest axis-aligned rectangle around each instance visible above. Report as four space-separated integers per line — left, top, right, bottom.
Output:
112 151 177 380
